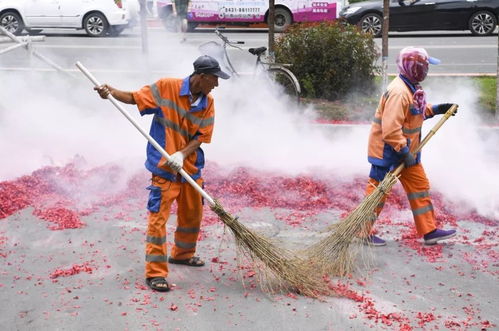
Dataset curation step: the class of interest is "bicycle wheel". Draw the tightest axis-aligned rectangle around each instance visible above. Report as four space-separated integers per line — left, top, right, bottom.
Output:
267 67 301 104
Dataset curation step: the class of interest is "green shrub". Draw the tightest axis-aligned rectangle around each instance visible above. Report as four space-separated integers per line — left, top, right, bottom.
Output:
274 21 380 101
477 76 496 114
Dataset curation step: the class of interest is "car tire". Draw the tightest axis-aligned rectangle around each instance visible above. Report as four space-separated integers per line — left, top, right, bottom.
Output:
0 11 24 35
358 13 382 37
468 11 497 36
270 8 292 32
83 12 109 37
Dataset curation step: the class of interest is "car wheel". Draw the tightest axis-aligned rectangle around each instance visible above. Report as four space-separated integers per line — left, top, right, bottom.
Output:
358 13 382 37
468 11 497 36
270 8 292 32
83 12 109 37
0 11 24 35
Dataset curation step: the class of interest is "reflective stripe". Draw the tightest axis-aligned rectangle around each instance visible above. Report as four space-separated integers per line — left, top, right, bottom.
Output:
154 116 192 139
402 126 421 134
372 117 381 125
146 254 168 262
151 83 214 128
412 204 434 216
146 235 166 245
407 191 429 200
176 227 200 233
174 240 196 249
199 117 214 128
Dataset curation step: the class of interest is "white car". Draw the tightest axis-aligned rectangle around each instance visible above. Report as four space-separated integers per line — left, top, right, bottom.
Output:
0 0 131 37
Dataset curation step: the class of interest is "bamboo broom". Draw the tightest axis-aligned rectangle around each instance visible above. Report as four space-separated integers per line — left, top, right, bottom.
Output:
303 104 459 276
76 62 329 298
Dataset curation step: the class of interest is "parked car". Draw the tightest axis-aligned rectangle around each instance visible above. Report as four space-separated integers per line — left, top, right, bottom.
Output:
0 0 131 37
339 0 499 37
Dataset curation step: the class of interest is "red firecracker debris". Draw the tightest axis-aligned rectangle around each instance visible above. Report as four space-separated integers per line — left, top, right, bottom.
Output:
50 262 95 279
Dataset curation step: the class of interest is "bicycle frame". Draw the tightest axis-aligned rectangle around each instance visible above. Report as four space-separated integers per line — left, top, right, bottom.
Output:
213 29 275 77
214 29 244 77
199 28 301 101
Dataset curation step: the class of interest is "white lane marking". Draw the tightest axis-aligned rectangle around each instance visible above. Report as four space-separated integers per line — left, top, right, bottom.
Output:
0 67 178 74
35 44 142 49
0 66 495 76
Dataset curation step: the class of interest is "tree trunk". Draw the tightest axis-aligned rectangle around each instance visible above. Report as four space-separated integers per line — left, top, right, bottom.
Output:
139 0 149 54
381 0 390 91
268 0 275 60
496 25 498 119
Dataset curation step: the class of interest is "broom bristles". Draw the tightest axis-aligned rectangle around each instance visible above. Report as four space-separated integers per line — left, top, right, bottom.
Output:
210 200 331 298
302 172 399 276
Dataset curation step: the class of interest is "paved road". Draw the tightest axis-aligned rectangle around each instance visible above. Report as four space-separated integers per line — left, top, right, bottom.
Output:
0 27 497 75
1 26 498 331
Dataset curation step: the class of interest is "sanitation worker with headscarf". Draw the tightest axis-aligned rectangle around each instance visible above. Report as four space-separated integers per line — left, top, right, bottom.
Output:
94 55 230 291
363 46 457 246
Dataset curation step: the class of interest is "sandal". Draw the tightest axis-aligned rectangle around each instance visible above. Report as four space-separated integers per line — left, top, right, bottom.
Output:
168 256 205 267
146 277 170 292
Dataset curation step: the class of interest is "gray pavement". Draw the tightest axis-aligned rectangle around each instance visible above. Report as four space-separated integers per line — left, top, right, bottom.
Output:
0 197 497 330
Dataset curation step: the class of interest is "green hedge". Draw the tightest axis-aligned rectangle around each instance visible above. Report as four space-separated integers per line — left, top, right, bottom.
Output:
275 21 380 101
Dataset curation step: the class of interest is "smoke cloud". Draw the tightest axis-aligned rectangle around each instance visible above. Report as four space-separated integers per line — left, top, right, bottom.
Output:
0 31 497 219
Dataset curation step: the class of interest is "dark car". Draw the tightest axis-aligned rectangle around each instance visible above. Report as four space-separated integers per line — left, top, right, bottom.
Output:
339 0 499 37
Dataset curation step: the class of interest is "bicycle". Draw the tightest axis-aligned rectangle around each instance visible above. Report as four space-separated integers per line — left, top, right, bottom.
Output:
199 28 301 104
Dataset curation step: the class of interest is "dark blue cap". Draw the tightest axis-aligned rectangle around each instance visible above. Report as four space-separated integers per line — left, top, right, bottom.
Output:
193 55 230 79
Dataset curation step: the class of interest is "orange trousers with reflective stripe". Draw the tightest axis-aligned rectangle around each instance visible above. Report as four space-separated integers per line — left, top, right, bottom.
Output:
145 175 203 278
365 163 437 236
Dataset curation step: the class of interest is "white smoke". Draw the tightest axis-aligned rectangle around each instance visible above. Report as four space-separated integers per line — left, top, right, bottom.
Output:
0 31 497 219
422 77 499 220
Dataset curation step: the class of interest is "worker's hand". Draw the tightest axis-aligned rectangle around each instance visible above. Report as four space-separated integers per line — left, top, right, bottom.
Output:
94 84 113 99
401 151 417 168
433 103 457 116
166 152 184 172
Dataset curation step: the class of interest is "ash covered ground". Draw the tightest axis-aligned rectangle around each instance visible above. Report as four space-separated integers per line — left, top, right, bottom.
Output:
0 160 497 330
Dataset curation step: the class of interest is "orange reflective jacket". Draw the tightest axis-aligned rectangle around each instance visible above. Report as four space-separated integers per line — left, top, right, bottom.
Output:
367 76 434 168
133 77 215 181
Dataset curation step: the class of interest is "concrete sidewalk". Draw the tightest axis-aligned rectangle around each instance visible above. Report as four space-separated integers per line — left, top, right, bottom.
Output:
0 188 497 330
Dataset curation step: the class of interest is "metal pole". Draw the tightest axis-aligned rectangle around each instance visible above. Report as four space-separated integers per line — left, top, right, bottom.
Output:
0 42 26 55
0 35 45 43
0 26 72 76
496 24 499 119
139 0 149 54
268 0 275 60
381 0 390 91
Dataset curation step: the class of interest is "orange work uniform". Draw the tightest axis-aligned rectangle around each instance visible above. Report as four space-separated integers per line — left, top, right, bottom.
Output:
132 77 215 278
366 75 438 236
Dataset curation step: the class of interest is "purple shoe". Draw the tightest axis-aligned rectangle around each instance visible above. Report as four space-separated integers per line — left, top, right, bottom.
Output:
424 229 456 245
365 235 386 246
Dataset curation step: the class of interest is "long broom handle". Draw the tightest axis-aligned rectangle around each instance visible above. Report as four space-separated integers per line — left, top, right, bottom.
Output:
75 61 216 206
392 103 458 177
